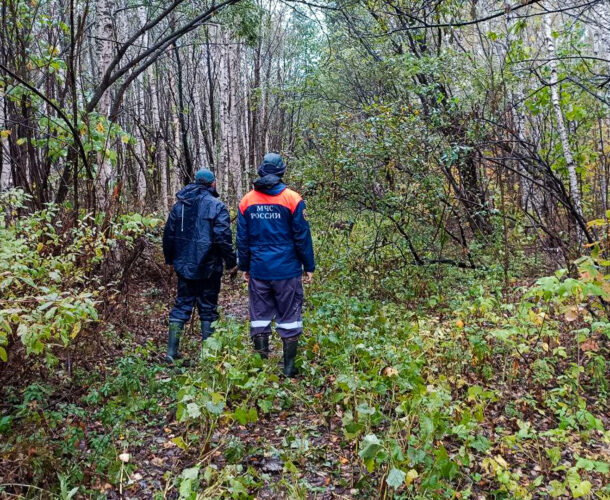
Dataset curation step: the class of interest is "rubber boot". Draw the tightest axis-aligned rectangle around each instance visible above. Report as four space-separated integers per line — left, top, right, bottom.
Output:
165 322 184 363
282 337 298 378
201 321 214 341
252 334 270 359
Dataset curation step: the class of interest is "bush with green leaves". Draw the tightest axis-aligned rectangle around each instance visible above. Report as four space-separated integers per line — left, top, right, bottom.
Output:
0 188 161 365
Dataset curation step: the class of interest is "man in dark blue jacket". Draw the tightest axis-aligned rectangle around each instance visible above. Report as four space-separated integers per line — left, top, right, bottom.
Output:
163 169 237 362
237 153 315 377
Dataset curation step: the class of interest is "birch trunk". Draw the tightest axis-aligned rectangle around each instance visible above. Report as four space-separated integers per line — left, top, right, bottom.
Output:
169 69 183 193
135 6 148 204
151 66 169 213
218 27 231 197
95 0 114 206
544 15 584 242
0 92 11 189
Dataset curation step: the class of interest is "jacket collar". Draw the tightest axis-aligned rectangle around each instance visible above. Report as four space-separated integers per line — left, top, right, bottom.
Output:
176 183 218 202
253 174 286 196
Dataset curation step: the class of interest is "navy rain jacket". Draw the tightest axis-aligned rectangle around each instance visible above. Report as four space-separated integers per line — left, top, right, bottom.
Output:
237 174 315 280
163 183 237 280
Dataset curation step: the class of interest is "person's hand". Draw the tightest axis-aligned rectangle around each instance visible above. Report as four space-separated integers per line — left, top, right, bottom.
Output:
243 271 250 282
303 271 313 284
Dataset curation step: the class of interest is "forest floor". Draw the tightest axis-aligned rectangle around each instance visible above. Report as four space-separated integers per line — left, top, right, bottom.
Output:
1 245 609 499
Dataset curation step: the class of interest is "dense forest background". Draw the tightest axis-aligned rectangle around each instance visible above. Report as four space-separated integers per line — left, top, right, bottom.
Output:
1 0 609 498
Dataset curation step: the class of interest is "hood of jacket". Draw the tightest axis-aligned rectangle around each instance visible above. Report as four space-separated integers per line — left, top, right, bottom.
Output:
253 174 286 196
257 153 286 177
176 183 218 203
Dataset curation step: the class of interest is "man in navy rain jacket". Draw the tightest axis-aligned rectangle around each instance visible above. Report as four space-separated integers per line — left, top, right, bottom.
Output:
163 169 237 362
237 153 315 377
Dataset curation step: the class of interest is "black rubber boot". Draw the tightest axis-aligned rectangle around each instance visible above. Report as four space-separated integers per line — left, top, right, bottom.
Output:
201 321 214 341
165 322 184 363
282 337 298 378
252 334 270 359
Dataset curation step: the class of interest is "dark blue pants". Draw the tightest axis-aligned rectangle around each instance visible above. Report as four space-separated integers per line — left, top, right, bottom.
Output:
169 273 222 324
249 276 303 339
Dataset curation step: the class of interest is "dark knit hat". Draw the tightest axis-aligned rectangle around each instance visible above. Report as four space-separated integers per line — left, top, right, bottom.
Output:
195 169 215 185
257 153 286 177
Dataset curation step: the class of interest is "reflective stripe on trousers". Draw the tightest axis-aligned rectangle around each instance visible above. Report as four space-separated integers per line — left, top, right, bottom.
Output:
248 276 303 339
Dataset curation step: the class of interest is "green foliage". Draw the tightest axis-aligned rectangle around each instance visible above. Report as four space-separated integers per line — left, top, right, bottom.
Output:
0 189 161 365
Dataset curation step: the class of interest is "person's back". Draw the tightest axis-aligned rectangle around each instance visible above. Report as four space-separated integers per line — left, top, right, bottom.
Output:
237 153 315 377
163 169 237 362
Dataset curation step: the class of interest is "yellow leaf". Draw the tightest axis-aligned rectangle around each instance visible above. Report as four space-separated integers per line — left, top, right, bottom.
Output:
96 122 105 133
455 319 464 329
0 129 11 138
121 135 130 144
406 469 418 486
171 436 188 450
71 321 81 339
36 242 44 253
528 309 544 326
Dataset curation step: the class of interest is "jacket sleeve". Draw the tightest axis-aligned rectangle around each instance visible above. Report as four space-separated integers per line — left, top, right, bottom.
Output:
292 200 315 272
236 207 250 272
162 207 176 265
213 204 237 269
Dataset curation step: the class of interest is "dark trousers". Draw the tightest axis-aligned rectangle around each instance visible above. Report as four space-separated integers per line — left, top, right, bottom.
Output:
169 273 222 324
249 276 303 339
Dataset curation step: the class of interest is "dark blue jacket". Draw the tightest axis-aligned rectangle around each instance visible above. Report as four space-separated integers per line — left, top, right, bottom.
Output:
163 183 237 280
237 175 315 280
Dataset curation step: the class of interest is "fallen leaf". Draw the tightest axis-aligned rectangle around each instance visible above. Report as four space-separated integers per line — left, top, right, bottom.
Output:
564 308 578 322
580 340 599 352
406 469 418 486
382 366 398 377
119 452 130 463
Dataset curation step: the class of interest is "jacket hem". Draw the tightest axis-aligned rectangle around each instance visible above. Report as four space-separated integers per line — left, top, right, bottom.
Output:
250 271 303 281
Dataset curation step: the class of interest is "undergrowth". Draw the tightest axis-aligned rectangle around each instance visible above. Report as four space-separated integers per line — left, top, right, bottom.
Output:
0 201 608 499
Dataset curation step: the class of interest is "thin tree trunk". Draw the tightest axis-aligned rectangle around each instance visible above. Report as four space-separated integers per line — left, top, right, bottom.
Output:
95 0 115 207
545 15 583 244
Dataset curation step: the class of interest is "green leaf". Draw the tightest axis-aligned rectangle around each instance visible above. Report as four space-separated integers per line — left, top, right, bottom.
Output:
205 400 225 415
548 480 567 498
546 447 561 466
470 435 490 452
233 406 258 425
186 402 201 419
356 402 376 416
172 436 188 450
181 467 199 480
570 480 591 498
0 347 6 362
359 434 382 460
386 467 406 489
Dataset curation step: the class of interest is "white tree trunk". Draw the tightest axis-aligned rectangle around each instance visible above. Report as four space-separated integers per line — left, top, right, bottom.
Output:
0 92 11 189
169 70 182 194
218 27 231 197
151 65 169 213
545 15 584 241
228 39 243 200
95 0 114 206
